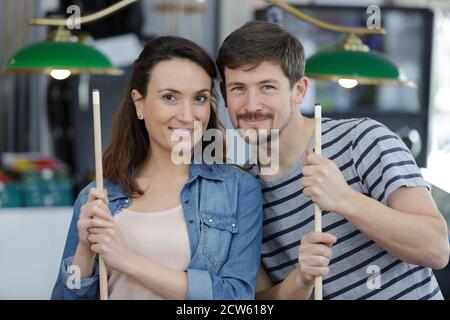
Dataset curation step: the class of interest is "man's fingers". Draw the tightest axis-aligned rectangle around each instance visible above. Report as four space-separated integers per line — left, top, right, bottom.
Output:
300 266 330 278
299 255 330 268
299 243 333 260
301 165 314 177
304 149 323 165
303 232 337 246
302 177 312 188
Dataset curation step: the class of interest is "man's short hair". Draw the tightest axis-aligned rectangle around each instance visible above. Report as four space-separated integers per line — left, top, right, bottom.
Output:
216 21 306 87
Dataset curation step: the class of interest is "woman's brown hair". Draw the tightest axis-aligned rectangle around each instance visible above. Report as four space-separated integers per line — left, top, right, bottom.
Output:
103 36 223 197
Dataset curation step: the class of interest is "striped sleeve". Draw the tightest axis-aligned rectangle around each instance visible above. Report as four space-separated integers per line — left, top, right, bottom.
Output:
350 118 430 205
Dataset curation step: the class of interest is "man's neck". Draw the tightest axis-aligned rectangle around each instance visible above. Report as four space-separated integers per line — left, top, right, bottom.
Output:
260 114 314 181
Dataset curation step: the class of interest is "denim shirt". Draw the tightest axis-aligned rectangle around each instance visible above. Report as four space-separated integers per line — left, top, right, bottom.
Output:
51 163 263 300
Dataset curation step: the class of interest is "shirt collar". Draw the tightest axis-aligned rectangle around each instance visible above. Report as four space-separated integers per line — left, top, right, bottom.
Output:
104 163 227 201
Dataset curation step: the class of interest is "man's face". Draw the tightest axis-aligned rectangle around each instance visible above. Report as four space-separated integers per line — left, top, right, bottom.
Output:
223 61 307 145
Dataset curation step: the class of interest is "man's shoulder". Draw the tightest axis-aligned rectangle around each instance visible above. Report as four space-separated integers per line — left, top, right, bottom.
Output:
322 116 372 130
322 117 392 143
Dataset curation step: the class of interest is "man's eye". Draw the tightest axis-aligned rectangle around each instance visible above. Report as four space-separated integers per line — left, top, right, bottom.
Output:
231 86 245 92
262 85 276 91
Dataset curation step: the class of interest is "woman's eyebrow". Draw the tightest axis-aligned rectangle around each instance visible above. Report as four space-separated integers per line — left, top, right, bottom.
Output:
158 88 211 94
158 88 181 94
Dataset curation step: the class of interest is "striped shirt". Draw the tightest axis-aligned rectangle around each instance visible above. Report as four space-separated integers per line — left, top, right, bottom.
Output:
247 117 443 300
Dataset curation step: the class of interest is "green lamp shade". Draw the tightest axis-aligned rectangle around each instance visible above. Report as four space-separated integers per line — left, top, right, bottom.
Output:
4 41 122 75
305 49 415 88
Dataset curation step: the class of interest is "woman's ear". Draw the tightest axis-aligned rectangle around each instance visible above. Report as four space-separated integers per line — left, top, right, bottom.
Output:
131 89 144 116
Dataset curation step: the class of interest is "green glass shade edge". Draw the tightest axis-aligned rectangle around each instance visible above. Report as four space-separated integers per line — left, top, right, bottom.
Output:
306 49 403 80
4 41 120 72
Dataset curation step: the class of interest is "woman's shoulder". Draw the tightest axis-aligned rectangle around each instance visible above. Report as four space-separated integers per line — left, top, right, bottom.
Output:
75 179 123 202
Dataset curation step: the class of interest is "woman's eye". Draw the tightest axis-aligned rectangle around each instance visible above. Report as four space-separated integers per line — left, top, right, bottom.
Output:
195 95 208 103
163 94 176 103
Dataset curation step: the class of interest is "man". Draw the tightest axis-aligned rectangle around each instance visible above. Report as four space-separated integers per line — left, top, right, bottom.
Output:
216 21 449 299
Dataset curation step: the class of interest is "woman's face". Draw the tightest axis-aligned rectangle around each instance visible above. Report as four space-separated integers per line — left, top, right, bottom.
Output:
132 58 212 159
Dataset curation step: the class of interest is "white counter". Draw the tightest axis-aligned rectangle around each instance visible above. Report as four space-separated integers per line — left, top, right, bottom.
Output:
0 207 73 299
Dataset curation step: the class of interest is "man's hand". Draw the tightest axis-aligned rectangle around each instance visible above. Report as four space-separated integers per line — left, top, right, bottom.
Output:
297 232 336 286
302 148 354 213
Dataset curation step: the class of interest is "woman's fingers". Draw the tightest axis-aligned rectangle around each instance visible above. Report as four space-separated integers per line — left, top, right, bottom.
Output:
80 200 113 222
88 233 106 244
80 218 114 230
89 227 114 235
90 243 103 255
87 187 108 203
90 202 113 221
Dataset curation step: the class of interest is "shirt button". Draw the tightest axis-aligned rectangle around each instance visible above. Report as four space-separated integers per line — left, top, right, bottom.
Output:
232 223 236 228
184 199 190 204
208 219 213 223
189 219 194 224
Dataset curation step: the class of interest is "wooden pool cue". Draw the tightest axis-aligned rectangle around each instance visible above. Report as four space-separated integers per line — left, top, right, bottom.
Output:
92 89 109 300
314 103 322 300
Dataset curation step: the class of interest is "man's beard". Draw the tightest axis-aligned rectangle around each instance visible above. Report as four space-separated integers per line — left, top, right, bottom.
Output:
236 108 292 145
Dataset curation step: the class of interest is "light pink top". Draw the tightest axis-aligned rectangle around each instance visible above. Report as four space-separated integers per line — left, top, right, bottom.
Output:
108 205 191 300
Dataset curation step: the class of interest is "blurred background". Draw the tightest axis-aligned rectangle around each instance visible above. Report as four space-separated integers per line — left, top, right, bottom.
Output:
0 0 449 299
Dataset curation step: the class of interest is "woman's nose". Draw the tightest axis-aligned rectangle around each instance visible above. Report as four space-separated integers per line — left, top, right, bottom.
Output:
180 101 195 123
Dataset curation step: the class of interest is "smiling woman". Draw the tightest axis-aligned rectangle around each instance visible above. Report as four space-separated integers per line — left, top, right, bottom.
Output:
51 36 263 300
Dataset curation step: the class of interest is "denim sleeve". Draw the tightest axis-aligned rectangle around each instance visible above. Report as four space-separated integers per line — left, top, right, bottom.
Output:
50 186 99 300
186 173 263 300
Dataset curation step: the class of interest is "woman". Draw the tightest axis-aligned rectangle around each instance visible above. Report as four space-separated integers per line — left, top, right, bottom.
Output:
51 36 263 300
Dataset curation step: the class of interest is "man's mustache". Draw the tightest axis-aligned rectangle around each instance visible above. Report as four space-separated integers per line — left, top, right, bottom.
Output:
237 112 274 121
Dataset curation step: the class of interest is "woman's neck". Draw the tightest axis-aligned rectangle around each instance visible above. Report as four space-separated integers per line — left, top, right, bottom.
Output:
136 144 190 180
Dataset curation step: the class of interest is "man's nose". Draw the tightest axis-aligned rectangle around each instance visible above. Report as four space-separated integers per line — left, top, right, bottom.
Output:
244 89 262 113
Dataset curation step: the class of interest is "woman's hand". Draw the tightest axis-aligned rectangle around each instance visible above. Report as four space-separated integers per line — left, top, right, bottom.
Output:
88 221 133 273
77 187 114 252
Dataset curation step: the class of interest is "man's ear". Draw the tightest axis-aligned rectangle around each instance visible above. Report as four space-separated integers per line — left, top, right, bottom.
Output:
220 81 228 108
292 76 309 105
